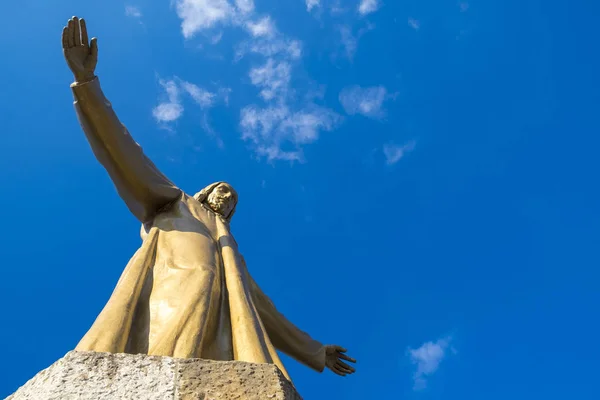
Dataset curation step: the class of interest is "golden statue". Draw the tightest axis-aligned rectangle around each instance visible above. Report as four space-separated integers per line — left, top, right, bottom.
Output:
61 16 356 381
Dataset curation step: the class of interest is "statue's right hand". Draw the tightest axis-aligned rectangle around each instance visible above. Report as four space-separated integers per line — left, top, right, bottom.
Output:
62 16 97 83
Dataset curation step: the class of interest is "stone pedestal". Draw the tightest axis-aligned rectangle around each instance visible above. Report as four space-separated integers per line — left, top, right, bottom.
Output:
7 351 302 400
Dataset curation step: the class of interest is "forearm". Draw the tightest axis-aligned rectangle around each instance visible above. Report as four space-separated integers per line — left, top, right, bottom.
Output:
250 277 326 372
72 77 181 221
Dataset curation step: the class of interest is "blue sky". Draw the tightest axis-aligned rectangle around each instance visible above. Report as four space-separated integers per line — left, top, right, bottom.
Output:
1 0 600 398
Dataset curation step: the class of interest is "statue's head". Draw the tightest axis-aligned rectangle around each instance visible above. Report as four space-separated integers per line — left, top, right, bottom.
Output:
193 182 238 221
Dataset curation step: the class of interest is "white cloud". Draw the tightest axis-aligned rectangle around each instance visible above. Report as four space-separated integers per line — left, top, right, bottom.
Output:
174 0 235 38
235 0 254 13
240 30 340 161
336 23 374 60
153 79 184 122
210 32 224 44
153 103 183 122
172 0 301 63
180 81 216 108
249 59 291 101
125 5 142 18
306 0 320 11
240 104 340 161
153 77 229 135
383 140 415 165
338 26 357 59
246 16 276 38
339 85 388 118
170 0 336 161
172 0 260 38
236 36 302 60
330 0 347 14
408 337 454 391
281 107 339 144
358 0 379 15
218 87 232 105
408 17 420 30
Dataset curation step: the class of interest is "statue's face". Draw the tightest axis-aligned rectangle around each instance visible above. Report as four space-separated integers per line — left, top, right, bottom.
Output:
206 183 237 218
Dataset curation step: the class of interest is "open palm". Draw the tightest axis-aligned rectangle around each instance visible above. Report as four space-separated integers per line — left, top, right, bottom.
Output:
325 345 356 376
62 16 97 83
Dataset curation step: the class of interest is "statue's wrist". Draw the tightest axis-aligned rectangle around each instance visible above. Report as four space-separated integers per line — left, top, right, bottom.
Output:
74 73 96 84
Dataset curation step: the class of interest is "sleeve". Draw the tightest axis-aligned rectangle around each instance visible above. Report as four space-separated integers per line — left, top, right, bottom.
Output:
71 77 182 222
249 274 327 372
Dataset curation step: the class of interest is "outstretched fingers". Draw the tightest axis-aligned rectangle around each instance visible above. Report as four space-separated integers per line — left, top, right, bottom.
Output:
336 360 356 373
80 18 89 46
61 27 69 49
67 19 74 47
73 17 81 46
332 365 348 376
338 352 357 364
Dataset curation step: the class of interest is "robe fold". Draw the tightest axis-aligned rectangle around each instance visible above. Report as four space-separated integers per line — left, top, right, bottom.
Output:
71 77 326 381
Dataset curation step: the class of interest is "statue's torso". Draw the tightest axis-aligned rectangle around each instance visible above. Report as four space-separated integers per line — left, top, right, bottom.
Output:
127 195 233 359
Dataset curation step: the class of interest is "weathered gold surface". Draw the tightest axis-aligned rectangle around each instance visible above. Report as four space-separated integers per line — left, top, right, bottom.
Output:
61 16 356 381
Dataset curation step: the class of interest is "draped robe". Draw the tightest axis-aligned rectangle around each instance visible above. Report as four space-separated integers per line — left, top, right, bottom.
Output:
70 77 326 381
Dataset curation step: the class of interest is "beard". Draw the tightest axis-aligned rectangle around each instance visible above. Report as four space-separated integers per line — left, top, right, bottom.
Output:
208 195 228 214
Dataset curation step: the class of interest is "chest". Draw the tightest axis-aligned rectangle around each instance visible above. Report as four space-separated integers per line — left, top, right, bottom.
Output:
151 198 229 268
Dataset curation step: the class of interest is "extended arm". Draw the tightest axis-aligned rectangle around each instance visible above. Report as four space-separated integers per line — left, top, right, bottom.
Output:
249 274 327 371
249 274 356 375
63 17 181 222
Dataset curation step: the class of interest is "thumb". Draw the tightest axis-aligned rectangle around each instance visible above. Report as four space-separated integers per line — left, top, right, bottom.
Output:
90 37 98 57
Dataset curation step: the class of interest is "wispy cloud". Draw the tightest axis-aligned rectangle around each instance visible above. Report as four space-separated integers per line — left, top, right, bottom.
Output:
336 23 374 60
306 0 320 11
338 26 357 60
172 0 263 39
358 0 380 16
339 85 389 119
210 31 224 44
235 0 254 14
125 5 142 19
153 77 230 146
459 2 469 12
383 140 415 165
153 79 184 123
249 59 291 101
408 336 455 390
236 28 302 60
245 16 276 38
201 113 225 148
240 104 340 161
239 34 340 160
174 0 237 38
172 0 338 161
408 17 420 30
233 3 338 161
240 58 340 161
180 81 217 109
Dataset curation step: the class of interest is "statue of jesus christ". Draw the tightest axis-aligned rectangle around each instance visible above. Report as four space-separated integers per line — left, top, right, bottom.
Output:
61 16 356 382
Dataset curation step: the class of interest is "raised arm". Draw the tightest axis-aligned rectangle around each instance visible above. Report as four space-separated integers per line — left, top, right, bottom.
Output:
62 16 181 222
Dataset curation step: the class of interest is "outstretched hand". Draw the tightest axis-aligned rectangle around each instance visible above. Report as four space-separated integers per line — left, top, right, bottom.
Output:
62 16 97 83
325 345 356 376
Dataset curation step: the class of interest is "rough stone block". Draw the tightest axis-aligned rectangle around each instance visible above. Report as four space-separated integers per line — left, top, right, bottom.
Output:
7 351 302 400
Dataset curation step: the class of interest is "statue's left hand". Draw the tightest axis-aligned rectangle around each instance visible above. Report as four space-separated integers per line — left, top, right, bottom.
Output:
325 345 356 376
